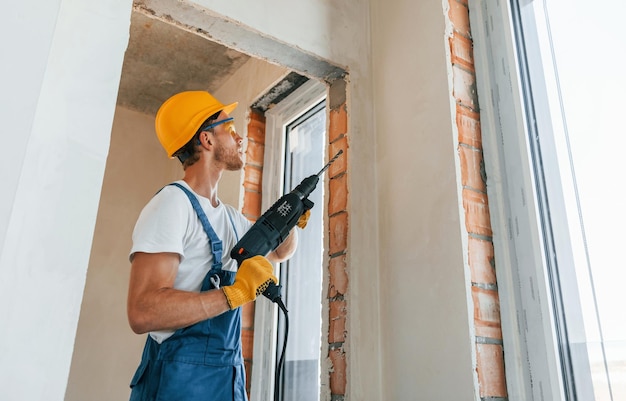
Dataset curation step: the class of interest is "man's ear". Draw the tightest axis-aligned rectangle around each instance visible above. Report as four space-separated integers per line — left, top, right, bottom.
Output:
200 132 213 148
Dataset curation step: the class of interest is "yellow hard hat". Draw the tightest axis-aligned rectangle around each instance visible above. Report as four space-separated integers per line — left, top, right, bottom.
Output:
155 91 238 158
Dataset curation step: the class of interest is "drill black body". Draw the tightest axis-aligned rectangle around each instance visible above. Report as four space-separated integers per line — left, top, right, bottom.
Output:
230 175 318 301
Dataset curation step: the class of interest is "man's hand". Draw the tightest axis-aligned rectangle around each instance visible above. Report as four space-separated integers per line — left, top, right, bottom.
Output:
297 209 311 229
222 255 278 309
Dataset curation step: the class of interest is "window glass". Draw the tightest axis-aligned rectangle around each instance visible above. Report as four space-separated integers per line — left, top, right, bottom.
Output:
516 0 626 399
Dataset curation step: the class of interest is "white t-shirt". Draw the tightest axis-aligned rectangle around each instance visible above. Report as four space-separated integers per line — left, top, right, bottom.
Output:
130 180 252 343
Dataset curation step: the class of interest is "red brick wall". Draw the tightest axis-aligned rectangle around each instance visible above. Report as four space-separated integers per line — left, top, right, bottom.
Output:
448 0 508 398
326 81 349 398
241 110 266 398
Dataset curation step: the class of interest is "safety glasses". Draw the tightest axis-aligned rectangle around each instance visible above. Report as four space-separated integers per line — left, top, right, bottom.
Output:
201 117 234 132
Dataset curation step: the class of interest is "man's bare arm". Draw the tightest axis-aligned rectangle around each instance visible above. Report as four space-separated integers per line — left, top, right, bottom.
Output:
127 252 229 334
266 227 298 263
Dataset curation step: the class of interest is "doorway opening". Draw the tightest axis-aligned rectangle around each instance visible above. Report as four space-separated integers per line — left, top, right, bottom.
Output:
66 3 347 401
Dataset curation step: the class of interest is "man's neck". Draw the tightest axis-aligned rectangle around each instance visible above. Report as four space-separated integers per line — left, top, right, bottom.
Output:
182 161 223 207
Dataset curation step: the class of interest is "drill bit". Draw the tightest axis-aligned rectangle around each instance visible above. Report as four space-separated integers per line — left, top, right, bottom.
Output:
316 150 344 177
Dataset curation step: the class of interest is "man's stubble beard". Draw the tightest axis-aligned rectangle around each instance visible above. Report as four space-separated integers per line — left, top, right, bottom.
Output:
214 141 243 171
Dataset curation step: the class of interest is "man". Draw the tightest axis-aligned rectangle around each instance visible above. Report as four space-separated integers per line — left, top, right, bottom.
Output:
127 91 303 400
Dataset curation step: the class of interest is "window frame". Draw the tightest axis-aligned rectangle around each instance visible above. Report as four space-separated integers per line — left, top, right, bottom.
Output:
249 79 327 401
468 1 579 399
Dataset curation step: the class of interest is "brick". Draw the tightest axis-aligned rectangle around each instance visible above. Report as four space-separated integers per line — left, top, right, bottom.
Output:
448 0 471 37
329 81 347 110
459 145 486 192
241 301 255 329
329 348 346 395
329 300 347 343
472 286 502 340
468 236 496 285
245 140 265 168
456 104 482 148
249 110 265 122
329 212 348 255
449 34 474 72
453 65 479 111
242 190 262 219
328 173 348 215
329 254 348 297
476 343 507 397
243 165 263 193
462 189 492 237
328 136 348 179
247 112 266 144
329 105 347 143
241 328 254 360
240 130 261 399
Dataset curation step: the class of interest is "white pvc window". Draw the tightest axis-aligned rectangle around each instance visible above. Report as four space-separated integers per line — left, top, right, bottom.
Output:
276 99 326 401
250 80 327 401
521 2 626 399
470 1 626 400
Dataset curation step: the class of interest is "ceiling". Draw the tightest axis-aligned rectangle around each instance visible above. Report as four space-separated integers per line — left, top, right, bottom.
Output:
116 11 251 115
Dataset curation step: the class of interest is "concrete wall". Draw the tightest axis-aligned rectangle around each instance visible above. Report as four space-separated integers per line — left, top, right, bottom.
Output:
371 1 474 399
0 1 132 400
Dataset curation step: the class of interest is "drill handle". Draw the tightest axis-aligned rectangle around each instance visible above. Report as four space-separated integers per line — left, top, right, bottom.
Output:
302 197 314 211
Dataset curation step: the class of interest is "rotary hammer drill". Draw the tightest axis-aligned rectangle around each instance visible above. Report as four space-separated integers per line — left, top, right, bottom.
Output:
230 150 343 303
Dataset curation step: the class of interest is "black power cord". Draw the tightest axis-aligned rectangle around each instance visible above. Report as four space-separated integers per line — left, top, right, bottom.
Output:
274 298 289 401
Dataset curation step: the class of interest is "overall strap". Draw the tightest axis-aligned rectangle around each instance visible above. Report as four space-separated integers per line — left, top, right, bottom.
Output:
169 183 223 271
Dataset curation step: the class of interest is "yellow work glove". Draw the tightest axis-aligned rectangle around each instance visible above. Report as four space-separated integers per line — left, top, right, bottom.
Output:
222 255 278 310
297 209 311 229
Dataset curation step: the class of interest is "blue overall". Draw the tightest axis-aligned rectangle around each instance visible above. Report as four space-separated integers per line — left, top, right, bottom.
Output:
129 183 247 401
